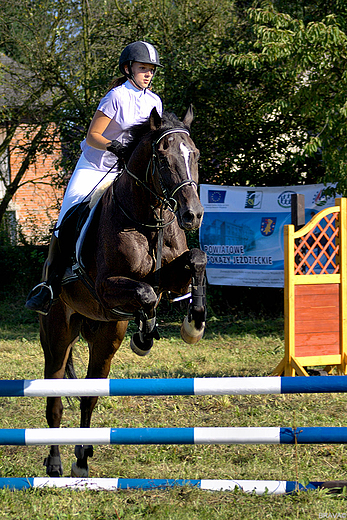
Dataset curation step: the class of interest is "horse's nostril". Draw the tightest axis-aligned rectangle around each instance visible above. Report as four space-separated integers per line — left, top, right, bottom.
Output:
184 211 195 223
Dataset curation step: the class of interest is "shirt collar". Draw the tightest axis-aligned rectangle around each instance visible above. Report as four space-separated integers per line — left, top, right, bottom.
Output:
125 79 145 93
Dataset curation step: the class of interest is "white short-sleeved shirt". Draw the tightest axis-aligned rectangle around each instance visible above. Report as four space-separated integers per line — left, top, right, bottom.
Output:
80 80 163 171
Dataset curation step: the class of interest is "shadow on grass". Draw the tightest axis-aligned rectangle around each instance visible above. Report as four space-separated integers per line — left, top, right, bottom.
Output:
117 366 272 379
156 316 284 341
0 295 40 342
0 327 40 343
0 293 284 344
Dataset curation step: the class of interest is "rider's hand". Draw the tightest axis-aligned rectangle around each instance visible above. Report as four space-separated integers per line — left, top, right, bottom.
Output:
107 140 126 160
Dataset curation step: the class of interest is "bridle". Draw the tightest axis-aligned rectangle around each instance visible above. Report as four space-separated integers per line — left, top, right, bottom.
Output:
115 126 199 292
148 128 198 213
118 127 198 230
72 126 200 317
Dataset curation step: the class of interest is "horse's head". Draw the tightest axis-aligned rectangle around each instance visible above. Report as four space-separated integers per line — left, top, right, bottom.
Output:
120 106 204 231
147 106 204 231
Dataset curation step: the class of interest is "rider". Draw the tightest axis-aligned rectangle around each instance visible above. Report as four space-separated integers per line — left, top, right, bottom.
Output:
25 41 163 315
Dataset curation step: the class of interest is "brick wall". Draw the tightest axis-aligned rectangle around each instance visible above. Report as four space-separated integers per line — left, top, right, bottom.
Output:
9 124 65 245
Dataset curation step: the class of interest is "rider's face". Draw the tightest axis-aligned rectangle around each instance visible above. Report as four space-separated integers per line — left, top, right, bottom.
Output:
126 61 156 90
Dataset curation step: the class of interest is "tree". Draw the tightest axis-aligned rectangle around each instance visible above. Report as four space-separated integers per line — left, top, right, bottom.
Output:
0 0 129 233
0 1 78 231
3 0 347 219
223 2 347 192
0 0 235 224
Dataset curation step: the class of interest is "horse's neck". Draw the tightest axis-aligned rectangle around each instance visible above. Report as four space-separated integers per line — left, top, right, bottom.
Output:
117 167 157 220
117 138 162 219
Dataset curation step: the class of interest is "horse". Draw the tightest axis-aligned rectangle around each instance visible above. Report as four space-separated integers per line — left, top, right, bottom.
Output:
39 105 207 478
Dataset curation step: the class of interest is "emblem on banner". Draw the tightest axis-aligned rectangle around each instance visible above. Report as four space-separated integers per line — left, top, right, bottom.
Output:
277 190 296 208
312 188 330 207
208 190 226 203
260 217 276 236
245 191 263 209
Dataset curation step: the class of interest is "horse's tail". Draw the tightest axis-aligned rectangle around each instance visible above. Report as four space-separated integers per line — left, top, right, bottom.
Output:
65 348 77 379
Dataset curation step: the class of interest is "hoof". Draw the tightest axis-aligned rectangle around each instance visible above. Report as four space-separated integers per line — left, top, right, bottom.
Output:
71 462 89 477
43 455 63 477
130 332 153 356
180 316 205 344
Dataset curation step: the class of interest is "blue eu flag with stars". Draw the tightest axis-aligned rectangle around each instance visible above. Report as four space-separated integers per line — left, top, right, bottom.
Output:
208 190 226 203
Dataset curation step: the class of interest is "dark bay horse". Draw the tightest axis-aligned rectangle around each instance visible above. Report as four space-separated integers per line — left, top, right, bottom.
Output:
40 105 207 477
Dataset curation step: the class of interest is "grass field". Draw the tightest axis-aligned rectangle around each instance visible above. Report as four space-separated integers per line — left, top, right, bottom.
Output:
0 295 347 519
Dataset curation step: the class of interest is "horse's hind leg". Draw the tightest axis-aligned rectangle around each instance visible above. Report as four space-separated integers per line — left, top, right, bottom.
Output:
71 319 128 477
40 303 82 477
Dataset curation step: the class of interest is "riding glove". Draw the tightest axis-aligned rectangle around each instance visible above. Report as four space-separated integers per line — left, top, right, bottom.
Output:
107 140 126 159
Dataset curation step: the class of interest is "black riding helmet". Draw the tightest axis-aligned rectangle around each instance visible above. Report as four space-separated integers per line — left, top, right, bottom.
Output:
119 41 163 90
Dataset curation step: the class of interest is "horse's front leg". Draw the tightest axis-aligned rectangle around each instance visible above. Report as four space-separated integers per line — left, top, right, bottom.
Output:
157 248 207 344
97 275 159 356
180 249 207 344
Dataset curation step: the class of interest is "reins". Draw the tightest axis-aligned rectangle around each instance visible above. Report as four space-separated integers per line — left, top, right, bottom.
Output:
116 127 197 230
115 126 198 292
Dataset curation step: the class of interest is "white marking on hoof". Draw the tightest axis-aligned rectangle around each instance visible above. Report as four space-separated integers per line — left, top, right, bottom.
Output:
180 316 205 344
71 462 89 477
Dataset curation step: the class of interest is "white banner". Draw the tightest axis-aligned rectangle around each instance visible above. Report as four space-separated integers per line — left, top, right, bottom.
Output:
199 184 338 288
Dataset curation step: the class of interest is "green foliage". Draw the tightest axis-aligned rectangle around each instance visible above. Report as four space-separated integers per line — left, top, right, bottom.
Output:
0 245 46 298
0 0 236 192
225 3 347 192
1 0 347 218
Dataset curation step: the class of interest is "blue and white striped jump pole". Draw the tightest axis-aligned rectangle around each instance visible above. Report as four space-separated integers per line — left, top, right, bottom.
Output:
1 376 347 397
0 477 329 494
1 427 347 446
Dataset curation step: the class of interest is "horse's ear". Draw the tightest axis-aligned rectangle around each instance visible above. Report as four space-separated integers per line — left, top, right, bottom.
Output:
182 104 194 129
149 107 162 131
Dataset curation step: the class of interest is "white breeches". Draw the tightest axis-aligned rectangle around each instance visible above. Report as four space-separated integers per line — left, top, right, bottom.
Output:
55 154 119 234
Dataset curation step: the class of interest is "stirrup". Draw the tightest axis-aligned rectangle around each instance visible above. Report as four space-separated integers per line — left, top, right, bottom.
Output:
25 283 54 316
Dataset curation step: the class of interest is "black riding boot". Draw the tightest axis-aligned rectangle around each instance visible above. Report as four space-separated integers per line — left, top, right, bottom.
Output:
25 235 62 315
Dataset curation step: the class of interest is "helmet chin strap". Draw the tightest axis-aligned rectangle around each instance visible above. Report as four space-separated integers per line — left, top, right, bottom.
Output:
127 61 155 92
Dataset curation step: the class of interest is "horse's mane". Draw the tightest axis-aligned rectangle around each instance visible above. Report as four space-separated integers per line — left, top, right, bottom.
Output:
89 112 189 208
121 111 188 163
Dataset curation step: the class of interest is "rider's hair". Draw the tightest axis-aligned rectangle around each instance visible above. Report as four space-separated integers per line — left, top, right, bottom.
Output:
106 75 127 93
106 71 153 94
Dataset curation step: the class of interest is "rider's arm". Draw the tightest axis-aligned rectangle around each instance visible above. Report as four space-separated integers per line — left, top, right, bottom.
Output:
86 110 113 150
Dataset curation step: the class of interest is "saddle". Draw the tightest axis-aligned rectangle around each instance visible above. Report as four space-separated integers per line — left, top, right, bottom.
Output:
60 178 115 285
